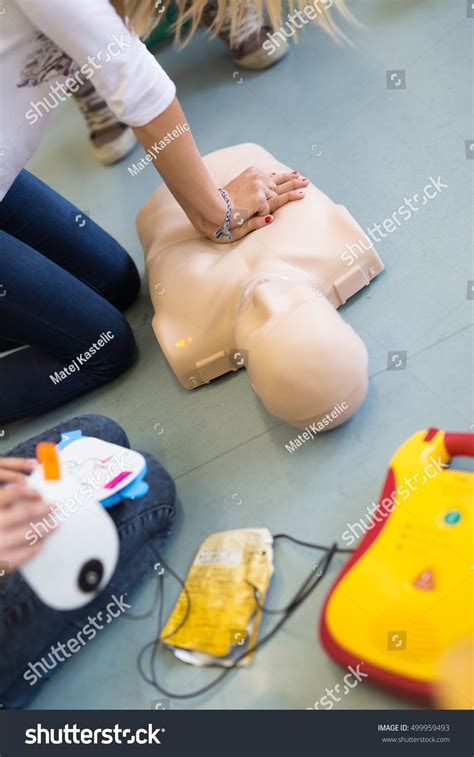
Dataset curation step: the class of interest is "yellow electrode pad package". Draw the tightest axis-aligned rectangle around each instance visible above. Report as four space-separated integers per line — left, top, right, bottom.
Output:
160 528 274 666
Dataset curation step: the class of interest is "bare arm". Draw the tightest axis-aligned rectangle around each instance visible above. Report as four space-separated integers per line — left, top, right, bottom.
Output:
133 97 227 229
14 2 306 242
134 97 309 242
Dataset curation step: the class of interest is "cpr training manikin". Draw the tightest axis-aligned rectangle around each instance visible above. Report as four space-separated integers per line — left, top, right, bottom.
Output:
137 143 384 430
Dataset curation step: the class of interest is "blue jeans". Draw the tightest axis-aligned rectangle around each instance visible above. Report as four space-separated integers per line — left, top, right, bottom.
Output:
0 171 140 425
0 414 176 709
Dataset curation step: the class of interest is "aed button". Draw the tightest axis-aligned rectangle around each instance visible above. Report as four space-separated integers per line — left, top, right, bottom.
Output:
413 569 435 591
444 510 461 525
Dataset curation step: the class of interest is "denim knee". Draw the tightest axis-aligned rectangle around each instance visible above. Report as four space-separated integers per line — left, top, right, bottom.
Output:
107 250 140 311
99 317 138 380
61 415 130 448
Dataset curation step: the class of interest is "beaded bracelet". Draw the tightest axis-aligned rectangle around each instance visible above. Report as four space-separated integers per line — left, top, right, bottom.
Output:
214 188 232 242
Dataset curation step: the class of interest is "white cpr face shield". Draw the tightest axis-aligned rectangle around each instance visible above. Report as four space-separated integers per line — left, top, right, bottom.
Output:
242 284 369 430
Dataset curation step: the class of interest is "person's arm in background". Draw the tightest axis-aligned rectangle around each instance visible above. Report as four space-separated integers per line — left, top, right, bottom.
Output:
15 0 307 242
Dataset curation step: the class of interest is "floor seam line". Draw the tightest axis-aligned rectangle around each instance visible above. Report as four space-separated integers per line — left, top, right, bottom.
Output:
175 324 473 480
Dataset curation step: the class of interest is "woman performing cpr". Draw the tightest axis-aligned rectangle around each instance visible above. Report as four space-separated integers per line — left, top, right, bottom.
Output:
0 0 351 425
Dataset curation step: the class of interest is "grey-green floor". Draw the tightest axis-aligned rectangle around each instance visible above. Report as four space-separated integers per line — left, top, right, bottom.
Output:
4 0 473 709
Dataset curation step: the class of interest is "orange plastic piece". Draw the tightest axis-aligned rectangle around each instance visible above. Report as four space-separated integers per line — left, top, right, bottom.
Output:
36 442 60 481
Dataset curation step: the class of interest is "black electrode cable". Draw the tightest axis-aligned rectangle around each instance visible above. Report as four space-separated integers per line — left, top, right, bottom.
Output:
123 546 192 627
273 532 354 554
247 533 354 615
124 534 352 622
133 540 341 700
149 542 338 700
122 568 162 621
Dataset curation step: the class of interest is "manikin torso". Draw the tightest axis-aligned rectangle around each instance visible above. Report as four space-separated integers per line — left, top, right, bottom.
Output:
137 144 384 429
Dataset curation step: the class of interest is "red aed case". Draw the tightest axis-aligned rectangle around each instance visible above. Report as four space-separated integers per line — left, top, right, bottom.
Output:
320 428 474 702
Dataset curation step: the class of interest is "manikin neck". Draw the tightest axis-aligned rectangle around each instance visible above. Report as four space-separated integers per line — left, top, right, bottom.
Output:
234 274 319 354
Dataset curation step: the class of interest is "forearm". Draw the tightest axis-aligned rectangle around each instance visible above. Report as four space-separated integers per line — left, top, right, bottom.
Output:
133 97 226 227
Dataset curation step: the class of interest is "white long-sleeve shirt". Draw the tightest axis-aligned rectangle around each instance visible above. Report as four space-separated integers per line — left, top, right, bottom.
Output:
0 0 176 198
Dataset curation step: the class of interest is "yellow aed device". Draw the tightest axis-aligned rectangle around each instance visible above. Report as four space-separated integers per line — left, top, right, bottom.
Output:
320 428 474 702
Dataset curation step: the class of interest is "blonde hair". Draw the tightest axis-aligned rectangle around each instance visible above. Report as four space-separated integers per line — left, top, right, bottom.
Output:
110 0 355 47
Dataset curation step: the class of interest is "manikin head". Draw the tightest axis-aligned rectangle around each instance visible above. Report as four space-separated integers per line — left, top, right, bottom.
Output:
235 276 369 430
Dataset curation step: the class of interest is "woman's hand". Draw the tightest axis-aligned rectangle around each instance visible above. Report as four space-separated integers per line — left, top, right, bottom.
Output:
225 166 308 222
134 98 309 245
222 166 308 243
0 457 52 573
0 456 37 485
191 168 309 243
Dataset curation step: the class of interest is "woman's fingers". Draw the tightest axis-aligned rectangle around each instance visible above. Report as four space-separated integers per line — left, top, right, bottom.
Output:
0 524 44 551
213 168 308 243
0 487 52 571
0 515 48 570
216 187 305 242
275 176 309 194
0 484 44 510
262 175 278 193
270 171 298 184
266 171 308 196
243 189 304 230
270 171 306 186
0 457 37 473
0 457 37 485
229 213 274 240
256 190 271 217
0 543 42 573
0 469 30 486
1 500 52 530
268 188 306 213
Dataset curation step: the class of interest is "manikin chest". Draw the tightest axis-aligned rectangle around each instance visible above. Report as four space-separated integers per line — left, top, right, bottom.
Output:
138 143 384 390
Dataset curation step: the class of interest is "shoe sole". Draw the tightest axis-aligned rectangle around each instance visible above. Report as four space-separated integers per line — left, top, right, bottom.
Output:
92 127 137 166
234 39 290 70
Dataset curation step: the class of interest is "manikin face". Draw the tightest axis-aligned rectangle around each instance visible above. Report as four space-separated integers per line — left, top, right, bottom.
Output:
235 277 369 430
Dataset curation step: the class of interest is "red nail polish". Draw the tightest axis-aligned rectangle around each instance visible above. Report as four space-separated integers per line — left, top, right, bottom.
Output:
265 215 272 223
292 170 298 174
271 172 276 175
